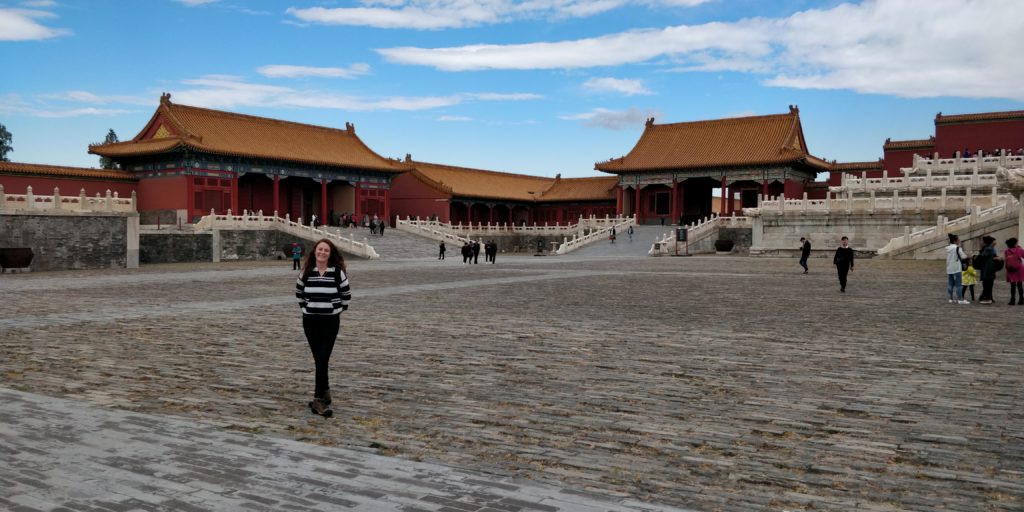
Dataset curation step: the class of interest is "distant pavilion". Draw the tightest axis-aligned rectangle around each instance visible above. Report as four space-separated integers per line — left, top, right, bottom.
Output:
596 106 830 225
89 94 405 224
390 157 618 225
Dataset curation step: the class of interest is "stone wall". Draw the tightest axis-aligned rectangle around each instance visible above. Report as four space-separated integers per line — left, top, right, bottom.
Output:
140 233 213 264
0 212 132 271
751 211 953 257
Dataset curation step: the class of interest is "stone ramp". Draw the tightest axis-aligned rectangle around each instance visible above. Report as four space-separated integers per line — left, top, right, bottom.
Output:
0 387 689 512
570 225 673 258
330 226 441 260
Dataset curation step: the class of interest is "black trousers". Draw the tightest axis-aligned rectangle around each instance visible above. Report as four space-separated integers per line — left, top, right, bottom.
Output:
439 250 445 260
980 278 995 302
837 264 850 290
302 314 340 399
799 255 809 271
1010 282 1023 303
961 285 975 301
292 258 301 270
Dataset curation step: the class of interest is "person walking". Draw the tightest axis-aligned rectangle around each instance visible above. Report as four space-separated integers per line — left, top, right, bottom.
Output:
291 242 303 271
610 226 617 244
798 237 811 274
627 225 634 242
378 220 385 237
833 236 854 293
945 234 969 304
295 239 351 418
976 235 1001 304
1003 237 1024 305
962 257 978 302
461 241 471 264
438 241 446 260
472 240 481 264
488 241 497 264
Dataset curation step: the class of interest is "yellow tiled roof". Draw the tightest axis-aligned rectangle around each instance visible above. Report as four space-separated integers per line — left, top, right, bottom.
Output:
89 94 405 173
595 107 824 172
0 161 137 182
538 176 618 201
831 160 883 172
883 137 935 150
405 158 616 202
935 110 1024 125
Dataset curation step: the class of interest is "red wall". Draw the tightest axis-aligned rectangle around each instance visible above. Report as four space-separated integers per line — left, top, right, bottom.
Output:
0 175 136 198
936 119 1024 157
137 175 188 212
783 180 805 199
883 148 930 176
390 172 451 222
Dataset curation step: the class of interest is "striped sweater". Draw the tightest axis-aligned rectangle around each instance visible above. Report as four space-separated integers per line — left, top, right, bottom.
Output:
295 266 351 315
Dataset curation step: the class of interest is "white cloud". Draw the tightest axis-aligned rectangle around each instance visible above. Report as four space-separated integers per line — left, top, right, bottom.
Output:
378 0 1024 101
559 107 660 130
0 8 69 41
287 0 712 30
176 0 219 6
21 0 57 7
41 91 153 106
583 77 652 96
169 75 540 111
256 63 371 79
437 115 472 121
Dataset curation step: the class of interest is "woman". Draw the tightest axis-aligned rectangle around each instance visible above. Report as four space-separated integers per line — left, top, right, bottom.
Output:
944 234 968 304
976 236 1001 305
295 239 351 417
1004 238 1024 305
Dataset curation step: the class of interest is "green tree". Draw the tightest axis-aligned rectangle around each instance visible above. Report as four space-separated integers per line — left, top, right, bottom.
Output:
97 128 119 169
0 123 12 162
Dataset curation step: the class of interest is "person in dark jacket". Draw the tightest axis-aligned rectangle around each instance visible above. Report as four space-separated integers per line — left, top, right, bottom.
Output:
976 235 1002 304
833 236 854 292
438 241 446 260
472 240 481 264
461 242 471 264
295 239 351 417
488 241 497 264
798 237 811 274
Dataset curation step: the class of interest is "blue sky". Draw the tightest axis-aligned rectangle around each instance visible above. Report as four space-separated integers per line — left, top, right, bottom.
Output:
1 0 1022 178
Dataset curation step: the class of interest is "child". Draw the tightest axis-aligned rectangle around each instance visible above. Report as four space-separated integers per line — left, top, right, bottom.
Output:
961 257 978 302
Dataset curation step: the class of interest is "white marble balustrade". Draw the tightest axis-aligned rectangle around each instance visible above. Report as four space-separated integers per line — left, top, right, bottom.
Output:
649 214 751 255
194 210 379 259
754 187 1004 215
0 185 136 213
877 195 1021 255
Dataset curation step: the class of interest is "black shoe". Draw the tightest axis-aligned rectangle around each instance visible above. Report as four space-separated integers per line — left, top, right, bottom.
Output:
322 388 331 406
309 398 333 418
840 288 845 293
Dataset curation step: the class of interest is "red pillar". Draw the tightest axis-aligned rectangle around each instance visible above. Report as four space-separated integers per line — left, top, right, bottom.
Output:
762 179 769 198
670 178 678 225
616 186 623 215
383 188 390 226
231 173 239 214
508 206 513 226
678 180 685 224
185 174 195 221
635 186 642 223
489 205 495 224
320 179 328 223
272 175 280 216
354 182 362 219
719 176 726 215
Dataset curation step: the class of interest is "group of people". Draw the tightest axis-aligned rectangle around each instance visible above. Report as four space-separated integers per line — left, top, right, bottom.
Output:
438 240 498 264
946 234 1024 305
796 236 855 292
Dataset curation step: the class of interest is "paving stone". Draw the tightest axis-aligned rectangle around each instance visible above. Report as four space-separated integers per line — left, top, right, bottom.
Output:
0 255 1021 511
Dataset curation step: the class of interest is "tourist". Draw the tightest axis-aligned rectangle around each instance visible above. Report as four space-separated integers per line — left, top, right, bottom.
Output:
291 242 303 271
945 234 968 304
370 219 377 235
610 226 617 244
472 240 481 264
628 225 634 242
488 241 497 264
975 235 1001 304
294 239 351 418
833 236 854 293
961 257 978 302
461 241 471 264
438 241 446 260
798 236 811 274
310 213 318 228
378 220 385 237
1004 238 1024 305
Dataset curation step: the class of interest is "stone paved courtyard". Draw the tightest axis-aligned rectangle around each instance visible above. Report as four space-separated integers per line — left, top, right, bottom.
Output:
1 254 1022 511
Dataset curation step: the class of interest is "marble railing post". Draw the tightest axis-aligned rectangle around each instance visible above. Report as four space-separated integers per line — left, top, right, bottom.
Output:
0 184 5 209
940 187 947 210
26 186 34 210
892 190 899 212
54 187 61 210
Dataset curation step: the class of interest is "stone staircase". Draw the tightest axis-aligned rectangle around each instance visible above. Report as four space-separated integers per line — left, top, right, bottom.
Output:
340 227 441 260
569 225 668 258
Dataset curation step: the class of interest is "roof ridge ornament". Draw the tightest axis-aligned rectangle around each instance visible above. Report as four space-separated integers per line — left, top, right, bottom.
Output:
645 117 655 127
160 92 171 104
345 122 355 133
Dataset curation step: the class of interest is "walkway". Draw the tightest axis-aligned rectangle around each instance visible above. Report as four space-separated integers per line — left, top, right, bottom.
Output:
570 225 669 257
1 257 1022 511
0 388 683 512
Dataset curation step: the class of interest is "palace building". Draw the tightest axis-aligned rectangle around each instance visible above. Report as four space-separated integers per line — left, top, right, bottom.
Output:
595 106 830 225
88 94 405 224
390 157 617 225
880 110 1024 177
